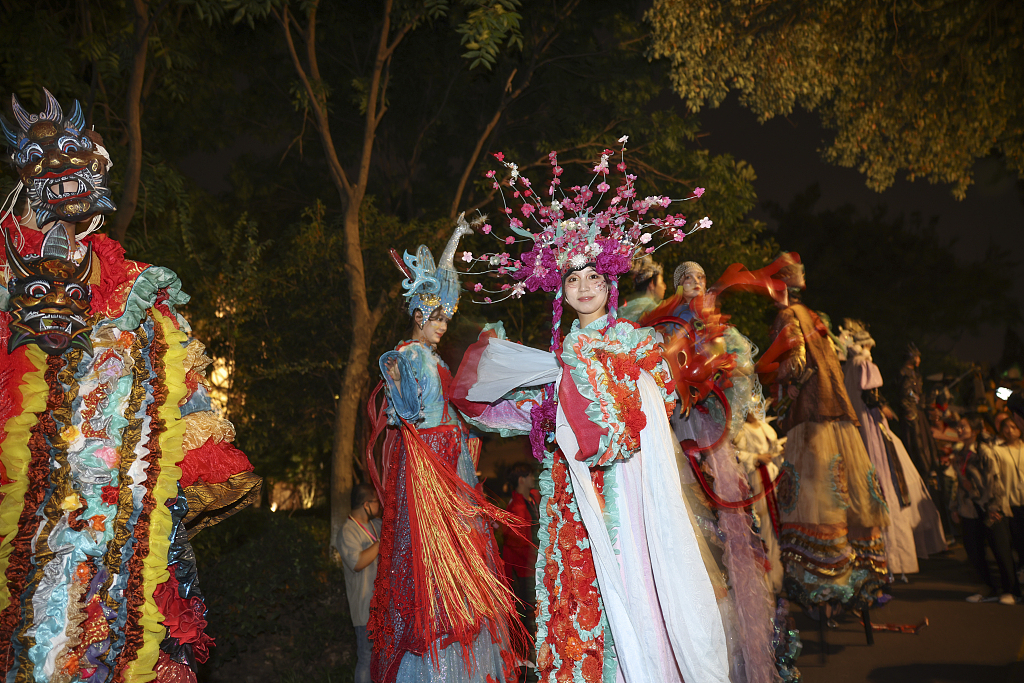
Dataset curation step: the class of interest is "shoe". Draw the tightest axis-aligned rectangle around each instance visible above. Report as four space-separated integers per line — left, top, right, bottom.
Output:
999 593 1017 605
966 593 984 603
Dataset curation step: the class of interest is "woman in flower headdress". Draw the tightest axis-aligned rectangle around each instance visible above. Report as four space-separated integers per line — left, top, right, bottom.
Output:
366 215 524 683
451 143 731 683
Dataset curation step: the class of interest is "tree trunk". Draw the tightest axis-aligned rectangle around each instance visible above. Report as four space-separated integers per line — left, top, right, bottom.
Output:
109 0 150 243
330 199 374 547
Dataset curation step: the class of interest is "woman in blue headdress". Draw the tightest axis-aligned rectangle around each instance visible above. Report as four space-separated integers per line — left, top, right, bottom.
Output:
367 218 523 683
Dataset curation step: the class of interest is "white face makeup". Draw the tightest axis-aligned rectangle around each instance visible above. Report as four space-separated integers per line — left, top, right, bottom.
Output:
680 271 706 302
563 267 609 322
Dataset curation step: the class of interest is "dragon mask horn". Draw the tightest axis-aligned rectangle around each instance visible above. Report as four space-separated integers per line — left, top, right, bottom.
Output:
41 88 63 122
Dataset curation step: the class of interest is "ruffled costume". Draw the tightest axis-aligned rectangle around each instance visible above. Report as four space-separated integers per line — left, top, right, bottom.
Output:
369 340 520 683
0 221 261 682
844 350 946 572
453 317 731 683
763 302 890 609
649 297 791 683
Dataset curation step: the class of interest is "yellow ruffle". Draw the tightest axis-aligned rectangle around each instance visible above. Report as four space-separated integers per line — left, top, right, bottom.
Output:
0 346 47 614
123 309 189 683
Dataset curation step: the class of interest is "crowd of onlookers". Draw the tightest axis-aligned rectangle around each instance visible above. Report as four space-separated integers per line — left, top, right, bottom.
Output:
927 376 1024 605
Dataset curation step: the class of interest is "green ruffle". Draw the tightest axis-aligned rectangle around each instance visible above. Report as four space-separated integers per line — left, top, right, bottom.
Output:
110 266 191 331
560 316 670 465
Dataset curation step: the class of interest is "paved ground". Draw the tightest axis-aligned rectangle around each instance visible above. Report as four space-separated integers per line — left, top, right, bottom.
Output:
791 547 1024 683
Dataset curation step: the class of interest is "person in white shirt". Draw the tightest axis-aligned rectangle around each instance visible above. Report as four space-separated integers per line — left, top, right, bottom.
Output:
339 484 383 683
993 413 1024 579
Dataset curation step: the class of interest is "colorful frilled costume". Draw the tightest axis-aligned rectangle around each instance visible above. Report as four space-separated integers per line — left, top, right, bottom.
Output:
840 321 946 574
0 91 260 683
450 143 732 683
637 260 798 683
760 253 890 610
366 218 523 683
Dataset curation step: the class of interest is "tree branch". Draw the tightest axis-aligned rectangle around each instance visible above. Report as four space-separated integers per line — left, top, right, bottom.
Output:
275 3 353 199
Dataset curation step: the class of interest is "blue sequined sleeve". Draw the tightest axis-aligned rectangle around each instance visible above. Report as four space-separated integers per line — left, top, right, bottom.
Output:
379 350 421 423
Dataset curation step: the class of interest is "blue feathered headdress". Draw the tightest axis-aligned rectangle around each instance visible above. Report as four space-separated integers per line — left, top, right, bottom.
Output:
391 213 474 320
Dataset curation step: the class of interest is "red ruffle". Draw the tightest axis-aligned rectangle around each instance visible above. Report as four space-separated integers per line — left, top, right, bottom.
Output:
153 570 214 664
178 438 255 489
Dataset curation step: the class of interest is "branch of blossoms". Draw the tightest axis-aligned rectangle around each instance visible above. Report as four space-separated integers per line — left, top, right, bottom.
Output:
457 137 713 305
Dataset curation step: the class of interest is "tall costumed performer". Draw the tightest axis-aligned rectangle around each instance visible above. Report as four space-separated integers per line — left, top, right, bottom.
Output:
450 141 732 683
0 89 261 682
365 214 526 683
760 253 890 616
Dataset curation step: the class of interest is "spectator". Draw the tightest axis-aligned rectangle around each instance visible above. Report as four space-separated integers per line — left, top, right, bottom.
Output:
502 463 540 635
952 416 1019 605
993 413 1024 581
339 484 383 683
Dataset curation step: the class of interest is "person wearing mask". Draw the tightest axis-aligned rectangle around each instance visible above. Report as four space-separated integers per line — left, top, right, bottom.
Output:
340 484 384 683
952 416 1019 605
993 413 1024 581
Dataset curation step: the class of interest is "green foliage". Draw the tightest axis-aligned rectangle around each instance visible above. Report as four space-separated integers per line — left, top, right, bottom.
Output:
646 0 1024 199
457 0 524 70
191 507 355 682
768 184 1021 393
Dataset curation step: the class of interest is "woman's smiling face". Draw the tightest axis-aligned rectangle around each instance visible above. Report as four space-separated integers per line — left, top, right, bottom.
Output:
563 266 609 321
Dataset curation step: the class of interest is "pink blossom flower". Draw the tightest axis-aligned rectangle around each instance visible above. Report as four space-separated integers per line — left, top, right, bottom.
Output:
513 190 521 198
645 247 655 254
481 223 492 234
485 297 492 303
493 152 505 161
510 217 523 228
479 254 489 261
505 236 515 245
692 187 705 198
640 233 652 244
616 162 627 172
473 283 483 292
485 170 496 178
553 166 563 177
524 189 532 197
659 197 672 208
521 203 535 217
673 230 685 242
502 284 510 290
698 216 713 230
596 182 610 193
461 251 473 262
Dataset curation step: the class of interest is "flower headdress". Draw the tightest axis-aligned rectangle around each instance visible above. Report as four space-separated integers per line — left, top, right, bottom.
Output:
461 137 712 351
390 213 474 323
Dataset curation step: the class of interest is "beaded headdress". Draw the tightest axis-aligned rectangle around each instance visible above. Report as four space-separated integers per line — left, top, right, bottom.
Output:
673 260 705 289
461 138 712 350
390 213 474 322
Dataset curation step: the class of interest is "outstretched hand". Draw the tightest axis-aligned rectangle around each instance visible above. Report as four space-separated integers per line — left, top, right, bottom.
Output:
385 357 402 383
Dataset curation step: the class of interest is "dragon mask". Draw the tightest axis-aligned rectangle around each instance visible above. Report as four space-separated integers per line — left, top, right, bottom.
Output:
1 89 116 229
4 225 94 356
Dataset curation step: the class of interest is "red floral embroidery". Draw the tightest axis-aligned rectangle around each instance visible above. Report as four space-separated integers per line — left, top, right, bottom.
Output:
100 486 119 505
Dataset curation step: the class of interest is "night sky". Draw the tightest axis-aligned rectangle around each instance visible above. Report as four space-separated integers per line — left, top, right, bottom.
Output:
698 95 1024 365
